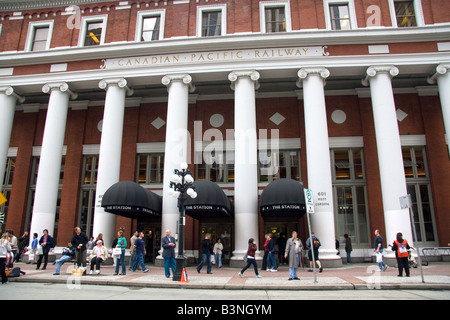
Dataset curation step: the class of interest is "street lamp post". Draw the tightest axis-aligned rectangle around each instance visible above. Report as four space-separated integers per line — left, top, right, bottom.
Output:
168 162 197 281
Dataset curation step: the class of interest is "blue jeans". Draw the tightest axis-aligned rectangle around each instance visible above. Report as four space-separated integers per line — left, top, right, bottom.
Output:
115 249 126 275
215 253 222 267
132 252 147 272
55 255 72 274
164 256 176 277
289 253 300 279
267 252 277 270
197 253 212 274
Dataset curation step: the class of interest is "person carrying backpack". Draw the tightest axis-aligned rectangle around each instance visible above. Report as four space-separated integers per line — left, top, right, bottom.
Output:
306 232 323 273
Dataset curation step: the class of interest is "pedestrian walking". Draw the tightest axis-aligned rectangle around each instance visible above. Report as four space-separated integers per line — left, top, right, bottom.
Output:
344 234 352 264
213 238 223 268
36 229 55 270
284 231 302 280
89 240 109 274
71 227 89 271
266 234 278 272
262 234 269 271
374 229 388 271
239 238 262 278
161 229 176 278
129 230 138 271
114 229 127 275
306 232 323 273
53 242 75 275
0 233 12 284
197 233 214 274
392 232 411 277
132 232 149 273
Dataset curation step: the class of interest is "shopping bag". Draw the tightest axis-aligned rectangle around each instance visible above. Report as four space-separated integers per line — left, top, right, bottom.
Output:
112 248 122 258
376 252 383 263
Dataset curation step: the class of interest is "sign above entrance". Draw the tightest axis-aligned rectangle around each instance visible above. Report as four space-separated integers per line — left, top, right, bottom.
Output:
101 46 329 69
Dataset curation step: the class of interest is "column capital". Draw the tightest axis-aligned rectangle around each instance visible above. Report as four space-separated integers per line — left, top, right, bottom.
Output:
162 74 195 93
362 65 399 86
296 67 329 88
297 67 330 80
42 82 77 100
0 86 25 103
427 63 450 84
99 78 134 96
228 70 260 90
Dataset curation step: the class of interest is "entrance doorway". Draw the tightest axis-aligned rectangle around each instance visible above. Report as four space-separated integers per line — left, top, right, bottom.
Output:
264 221 298 265
200 223 233 265
138 223 161 263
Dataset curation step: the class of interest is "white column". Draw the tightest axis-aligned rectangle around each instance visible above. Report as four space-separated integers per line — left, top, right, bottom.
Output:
430 64 450 157
0 87 24 192
30 83 76 239
364 66 413 248
160 74 194 247
228 70 260 262
298 67 340 265
93 78 132 248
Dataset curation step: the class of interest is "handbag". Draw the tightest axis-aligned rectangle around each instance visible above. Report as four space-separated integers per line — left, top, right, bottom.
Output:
112 248 122 258
243 253 248 263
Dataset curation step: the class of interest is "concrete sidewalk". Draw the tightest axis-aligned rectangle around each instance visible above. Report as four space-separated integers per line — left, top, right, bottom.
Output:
7 261 450 290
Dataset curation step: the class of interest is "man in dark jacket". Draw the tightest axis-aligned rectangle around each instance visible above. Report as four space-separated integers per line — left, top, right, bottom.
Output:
196 233 214 274
161 229 176 278
71 227 89 269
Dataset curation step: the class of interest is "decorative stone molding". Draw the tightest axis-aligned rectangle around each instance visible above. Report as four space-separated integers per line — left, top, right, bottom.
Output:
228 70 260 90
161 74 195 93
427 63 450 84
0 86 25 103
361 65 399 86
98 78 133 96
296 67 330 88
42 82 77 99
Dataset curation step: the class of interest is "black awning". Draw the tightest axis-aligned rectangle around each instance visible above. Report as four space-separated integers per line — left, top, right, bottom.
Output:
260 179 306 218
101 181 162 219
184 180 233 219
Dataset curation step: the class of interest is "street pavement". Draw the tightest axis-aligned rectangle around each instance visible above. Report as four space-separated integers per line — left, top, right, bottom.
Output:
4 260 450 292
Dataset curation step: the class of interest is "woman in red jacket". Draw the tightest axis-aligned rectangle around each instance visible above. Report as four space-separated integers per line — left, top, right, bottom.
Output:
238 238 262 278
392 232 411 277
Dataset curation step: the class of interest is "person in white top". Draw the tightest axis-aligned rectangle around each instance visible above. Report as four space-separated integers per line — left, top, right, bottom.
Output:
0 233 12 284
213 239 224 268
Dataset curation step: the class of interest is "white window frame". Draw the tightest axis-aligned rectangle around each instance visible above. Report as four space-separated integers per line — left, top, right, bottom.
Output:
78 14 108 47
323 0 358 30
259 0 292 33
196 4 227 37
388 0 425 28
24 20 54 51
135 9 166 42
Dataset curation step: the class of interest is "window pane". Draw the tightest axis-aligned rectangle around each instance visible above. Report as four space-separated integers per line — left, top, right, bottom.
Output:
403 148 414 178
85 22 102 46
32 27 49 51
414 148 427 178
142 16 160 41
395 0 416 27
289 151 300 181
420 184 435 242
334 150 350 180
352 150 363 179
34 27 49 41
202 11 222 37
265 7 286 33
330 4 351 30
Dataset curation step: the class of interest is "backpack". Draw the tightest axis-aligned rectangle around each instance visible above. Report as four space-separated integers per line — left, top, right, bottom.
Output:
312 237 321 249
5 267 25 277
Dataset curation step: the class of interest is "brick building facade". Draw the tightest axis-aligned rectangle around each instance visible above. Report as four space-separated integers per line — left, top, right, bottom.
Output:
0 0 449 266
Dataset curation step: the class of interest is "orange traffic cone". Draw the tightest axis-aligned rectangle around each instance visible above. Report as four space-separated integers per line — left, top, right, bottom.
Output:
179 268 189 283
